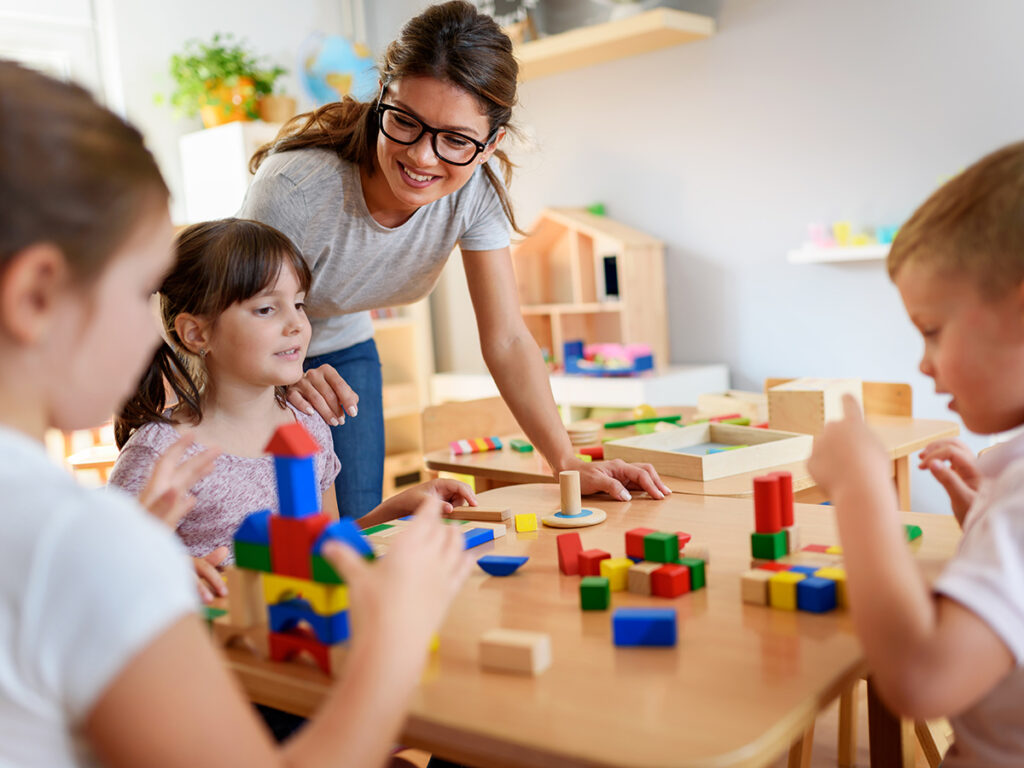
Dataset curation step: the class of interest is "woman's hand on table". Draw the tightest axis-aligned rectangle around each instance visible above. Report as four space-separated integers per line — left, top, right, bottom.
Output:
287 364 359 426
564 457 671 501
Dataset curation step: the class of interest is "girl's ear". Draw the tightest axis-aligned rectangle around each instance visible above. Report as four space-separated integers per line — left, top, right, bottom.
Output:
479 127 506 164
0 243 69 345
174 312 211 356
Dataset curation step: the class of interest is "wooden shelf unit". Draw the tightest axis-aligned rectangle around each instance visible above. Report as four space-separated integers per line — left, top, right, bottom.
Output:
512 207 668 368
516 8 715 81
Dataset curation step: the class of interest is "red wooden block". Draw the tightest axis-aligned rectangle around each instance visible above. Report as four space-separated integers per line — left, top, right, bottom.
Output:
270 512 330 580
802 544 831 553
757 562 791 572
753 475 782 533
676 531 693 552
578 445 604 460
556 532 584 575
578 549 611 577
771 471 794 527
651 564 690 597
484 437 500 450
268 626 335 676
625 527 657 560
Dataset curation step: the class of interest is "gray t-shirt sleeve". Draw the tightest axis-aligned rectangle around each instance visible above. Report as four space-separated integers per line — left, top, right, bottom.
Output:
459 169 511 252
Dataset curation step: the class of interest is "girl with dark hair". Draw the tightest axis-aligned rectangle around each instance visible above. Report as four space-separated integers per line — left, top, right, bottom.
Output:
110 218 476 603
242 0 670 519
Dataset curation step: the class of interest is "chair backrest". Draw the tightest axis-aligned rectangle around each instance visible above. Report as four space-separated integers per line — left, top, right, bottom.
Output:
764 378 912 417
421 397 522 454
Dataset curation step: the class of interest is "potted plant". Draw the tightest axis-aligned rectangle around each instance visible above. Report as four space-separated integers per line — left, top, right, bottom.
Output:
161 33 288 128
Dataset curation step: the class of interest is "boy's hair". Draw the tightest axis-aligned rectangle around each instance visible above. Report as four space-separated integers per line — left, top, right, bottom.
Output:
114 218 313 448
0 61 169 280
888 141 1024 297
249 1 523 234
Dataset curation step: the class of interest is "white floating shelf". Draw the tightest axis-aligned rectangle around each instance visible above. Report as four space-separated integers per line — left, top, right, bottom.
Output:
787 244 891 264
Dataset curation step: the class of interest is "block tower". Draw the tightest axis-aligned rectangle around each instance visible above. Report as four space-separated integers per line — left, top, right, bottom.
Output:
229 422 374 675
750 471 797 563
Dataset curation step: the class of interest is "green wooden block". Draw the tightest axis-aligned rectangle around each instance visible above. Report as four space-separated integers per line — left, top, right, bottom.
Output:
636 422 657 435
311 554 345 584
644 532 680 563
750 531 787 561
677 557 706 590
233 541 272 572
202 606 227 624
580 576 611 610
719 417 751 426
905 524 922 542
362 523 395 535
509 438 534 453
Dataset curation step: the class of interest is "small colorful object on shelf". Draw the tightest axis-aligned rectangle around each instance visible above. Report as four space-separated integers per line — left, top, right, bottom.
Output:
450 436 503 456
563 340 654 377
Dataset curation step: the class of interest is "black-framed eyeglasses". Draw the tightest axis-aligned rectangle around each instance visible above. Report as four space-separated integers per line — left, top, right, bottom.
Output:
375 101 497 166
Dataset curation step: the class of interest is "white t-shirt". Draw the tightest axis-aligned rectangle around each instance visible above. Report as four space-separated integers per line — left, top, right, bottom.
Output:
933 432 1024 767
0 427 197 767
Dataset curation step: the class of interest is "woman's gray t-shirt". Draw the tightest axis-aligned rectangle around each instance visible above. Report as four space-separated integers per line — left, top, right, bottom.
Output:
237 147 511 356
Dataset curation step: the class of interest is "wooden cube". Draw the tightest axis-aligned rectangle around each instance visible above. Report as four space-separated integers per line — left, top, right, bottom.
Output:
515 513 538 532
651 564 690 598
599 557 634 591
769 571 806 611
578 549 611 576
627 562 661 595
768 378 863 436
625 527 656 560
479 629 551 675
580 576 611 610
740 569 774 605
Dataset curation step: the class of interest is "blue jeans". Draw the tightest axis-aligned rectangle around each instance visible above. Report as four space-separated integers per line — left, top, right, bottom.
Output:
304 338 384 520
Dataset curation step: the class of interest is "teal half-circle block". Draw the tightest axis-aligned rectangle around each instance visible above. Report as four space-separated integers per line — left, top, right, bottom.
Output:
477 555 528 576
234 509 271 545
313 518 375 560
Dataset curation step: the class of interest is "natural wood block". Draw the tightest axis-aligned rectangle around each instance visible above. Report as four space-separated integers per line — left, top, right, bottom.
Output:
627 561 661 595
740 569 773 605
783 525 801 554
479 628 552 675
447 505 511 523
697 390 767 422
768 378 864 436
224 567 263 628
684 542 710 565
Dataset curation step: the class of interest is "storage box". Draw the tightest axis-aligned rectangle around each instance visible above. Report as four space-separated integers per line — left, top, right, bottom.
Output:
767 378 863 435
603 423 812 481
696 390 767 422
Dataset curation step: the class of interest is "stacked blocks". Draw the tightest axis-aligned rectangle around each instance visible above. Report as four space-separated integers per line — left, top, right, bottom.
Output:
599 557 633 591
450 436 503 456
579 549 611 576
232 423 375 676
751 474 788 560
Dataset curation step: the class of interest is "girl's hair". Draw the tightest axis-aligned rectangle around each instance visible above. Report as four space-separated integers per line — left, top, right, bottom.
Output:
250 1 523 233
0 61 169 280
115 218 313 448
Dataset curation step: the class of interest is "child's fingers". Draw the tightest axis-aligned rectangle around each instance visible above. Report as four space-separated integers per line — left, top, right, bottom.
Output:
928 458 976 507
139 435 194 505
204 546 230 568
320 540 370 584
840 393 864 421
194 557 227 598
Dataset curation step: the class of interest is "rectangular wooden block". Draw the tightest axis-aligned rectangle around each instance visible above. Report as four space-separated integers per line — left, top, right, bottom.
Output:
599 557 633 591
479 628 551 675
612 608 677 647
224 567 263 627
627 562 661 595
556 532 583 575
515 512 538 532
604 423 812 481
768 378 864 436
741 569 773 605
447 505 511 523
769 571 805 611
783 525 801 554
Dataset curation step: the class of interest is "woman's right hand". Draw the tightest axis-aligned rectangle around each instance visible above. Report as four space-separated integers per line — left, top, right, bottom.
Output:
288 364 359 426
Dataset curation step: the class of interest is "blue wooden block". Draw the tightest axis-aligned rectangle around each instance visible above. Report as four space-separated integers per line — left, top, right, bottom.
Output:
612 608 677 647
797 576 837 613
463 527 495 549
234 509 271 545
477 555 528 576
268 598 350 644
788 565 819 576
274 455 319 519
313 518 375 560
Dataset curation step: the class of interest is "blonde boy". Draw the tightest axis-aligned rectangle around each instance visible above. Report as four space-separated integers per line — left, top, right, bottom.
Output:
808 141 1024 767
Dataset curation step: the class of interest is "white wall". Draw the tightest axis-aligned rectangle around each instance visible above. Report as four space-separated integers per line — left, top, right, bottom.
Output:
367 0 1024 513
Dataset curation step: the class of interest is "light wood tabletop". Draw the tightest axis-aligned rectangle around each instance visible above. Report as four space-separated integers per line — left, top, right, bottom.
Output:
221 484 961 768
424 414 959 509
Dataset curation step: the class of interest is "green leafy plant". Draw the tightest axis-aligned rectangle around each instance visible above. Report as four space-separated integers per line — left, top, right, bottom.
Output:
159 33 287 120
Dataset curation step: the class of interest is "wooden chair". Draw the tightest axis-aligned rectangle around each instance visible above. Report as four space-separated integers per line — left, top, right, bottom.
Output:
61 422 118 485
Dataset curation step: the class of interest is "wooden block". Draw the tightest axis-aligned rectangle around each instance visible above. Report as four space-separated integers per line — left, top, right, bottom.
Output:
612 608 677 647
270 512 330 580
754 561 791 572
580 576 611 610
826 545 843 555
447 505 511 523
797 576 837 613
625 527 656 560
769 571 805 611
677 556 706 590
771 470 795 527
644 531 679 563
814 567 848 608
684 542 710 565
579 549 611 576
224 567 263 628
651 564 690 598
753 475 782 533
741 569 773 605
768 377 863 436
556 532 583 575
751 530 787 560
263 572 348 615
627 561 661 595
515 512 538 532
479 628 551 675
696 390 767 423
783 525 801 554
599 557 633 591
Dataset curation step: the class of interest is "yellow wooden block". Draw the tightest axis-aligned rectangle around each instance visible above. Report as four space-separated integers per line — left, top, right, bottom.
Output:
515 513 538 533
600 557 633 591
814 567 848 608
769 571 805 611
826 545 843 555
474 438 490 451
262 573 348 615
429 633 440 652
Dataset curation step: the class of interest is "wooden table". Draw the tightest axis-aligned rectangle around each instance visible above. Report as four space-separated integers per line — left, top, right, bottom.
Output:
222 484 960 768
425 414 959 509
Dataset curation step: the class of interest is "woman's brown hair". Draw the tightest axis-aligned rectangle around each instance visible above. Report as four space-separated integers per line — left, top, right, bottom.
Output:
0 60 169 280
250 1 523 233
115 218 313 447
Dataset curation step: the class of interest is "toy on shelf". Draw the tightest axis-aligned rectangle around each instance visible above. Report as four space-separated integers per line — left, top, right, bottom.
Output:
450 436 503 456
541 470 607 528
563 340 654 377
479 628 551 675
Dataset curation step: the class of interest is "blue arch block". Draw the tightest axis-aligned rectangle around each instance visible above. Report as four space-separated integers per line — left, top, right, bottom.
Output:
313 517 375 560
477 555 528 576
268 598 350 644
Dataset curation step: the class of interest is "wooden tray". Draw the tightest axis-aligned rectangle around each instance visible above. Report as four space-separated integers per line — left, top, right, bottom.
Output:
603 423 812 481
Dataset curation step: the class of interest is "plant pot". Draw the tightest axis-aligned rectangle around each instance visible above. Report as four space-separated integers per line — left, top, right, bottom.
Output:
258 94 297 124
198 76 257 129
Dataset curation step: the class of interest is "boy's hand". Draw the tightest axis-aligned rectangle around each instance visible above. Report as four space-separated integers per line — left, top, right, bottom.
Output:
193 547 229 604
808 394 890 497
918 438 980 520
138 436 219 529
287 364 359 426
566 458 671 502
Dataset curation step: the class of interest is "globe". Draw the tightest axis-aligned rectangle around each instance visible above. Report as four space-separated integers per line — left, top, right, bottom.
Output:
300 34 377 106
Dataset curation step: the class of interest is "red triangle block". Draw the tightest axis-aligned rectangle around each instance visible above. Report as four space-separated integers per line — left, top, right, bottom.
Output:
265 422 321 458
